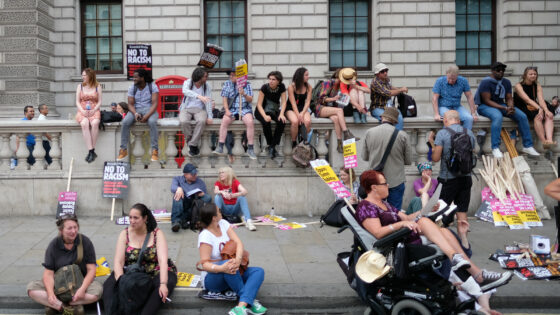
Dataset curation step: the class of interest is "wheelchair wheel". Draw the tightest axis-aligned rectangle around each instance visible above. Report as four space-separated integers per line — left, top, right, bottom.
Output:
390 299 431 315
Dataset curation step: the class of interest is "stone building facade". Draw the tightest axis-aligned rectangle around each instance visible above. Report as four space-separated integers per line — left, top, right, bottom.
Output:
1 0 559 119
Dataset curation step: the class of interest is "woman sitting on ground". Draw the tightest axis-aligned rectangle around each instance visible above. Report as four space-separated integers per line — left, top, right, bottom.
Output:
103 203 177 315
75 68 102 163
338 167 360 206
214 166 256 231
514 66 556 147
356 170 512 294
407 161 439 214
314 70 358 153
255 71 288 159
197 203 267 315
286 67 312 148
27 214 102 314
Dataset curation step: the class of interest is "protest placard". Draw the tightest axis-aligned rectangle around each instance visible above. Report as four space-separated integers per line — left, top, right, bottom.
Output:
102 161 130 199
235 59 248 88
197 43 223 69
513 194 542 227
343 138 357 169
310 159 351 199
126 44 152 80
56 191 77 218
176 272 201 288
492 199 525 229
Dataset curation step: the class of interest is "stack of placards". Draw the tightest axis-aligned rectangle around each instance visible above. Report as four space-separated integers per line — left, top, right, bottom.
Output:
476 187 542 229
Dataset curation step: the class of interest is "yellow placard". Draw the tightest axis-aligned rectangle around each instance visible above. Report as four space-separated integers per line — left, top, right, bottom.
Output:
501 214 525 229
235 63 248 78
95 257 111 277
343 141 356 157
492 211 507 227
518 210 542 226
176 272 201 287
314 165 339 183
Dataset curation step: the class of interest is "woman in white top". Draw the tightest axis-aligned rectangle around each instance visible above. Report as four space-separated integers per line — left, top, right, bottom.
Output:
197 203 267 315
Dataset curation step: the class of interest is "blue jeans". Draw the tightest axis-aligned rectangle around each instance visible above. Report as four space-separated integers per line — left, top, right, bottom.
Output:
205 260 265 305
387 182 405 210
214 195 252 220
121 109 159 150
371 107 403 130
352 111 367 123
438 106 474 130
171 194 212 224
477 103 533 149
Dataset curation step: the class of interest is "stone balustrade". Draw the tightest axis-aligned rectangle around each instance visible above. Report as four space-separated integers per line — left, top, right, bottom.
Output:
1 117 559 217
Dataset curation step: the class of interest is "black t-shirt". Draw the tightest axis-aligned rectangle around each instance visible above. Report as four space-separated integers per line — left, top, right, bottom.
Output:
260 83 286 107
42 234 96 276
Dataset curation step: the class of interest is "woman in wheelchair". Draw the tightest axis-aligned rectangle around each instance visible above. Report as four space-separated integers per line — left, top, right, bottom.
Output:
356 170 512 294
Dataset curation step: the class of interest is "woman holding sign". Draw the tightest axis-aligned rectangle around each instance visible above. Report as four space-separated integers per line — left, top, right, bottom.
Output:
75 68 102 163
103 203 177 314
197 203 267 315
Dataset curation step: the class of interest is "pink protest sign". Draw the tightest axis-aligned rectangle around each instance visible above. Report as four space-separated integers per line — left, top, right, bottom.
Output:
343 138 357 169
328 181 351 199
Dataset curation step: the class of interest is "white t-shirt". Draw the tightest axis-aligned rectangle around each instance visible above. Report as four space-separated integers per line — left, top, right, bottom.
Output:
186 84 205 110
197 219 231 287
38 114 49 141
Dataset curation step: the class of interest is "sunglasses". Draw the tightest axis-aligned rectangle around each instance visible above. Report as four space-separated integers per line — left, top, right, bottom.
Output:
379 69 388 74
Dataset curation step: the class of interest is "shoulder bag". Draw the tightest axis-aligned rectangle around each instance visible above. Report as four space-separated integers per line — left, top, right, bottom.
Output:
54 234 84 303
196 239 250 275
373 127 399 171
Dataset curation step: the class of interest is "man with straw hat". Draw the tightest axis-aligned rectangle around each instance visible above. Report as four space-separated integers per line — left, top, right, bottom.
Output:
370 63 407 130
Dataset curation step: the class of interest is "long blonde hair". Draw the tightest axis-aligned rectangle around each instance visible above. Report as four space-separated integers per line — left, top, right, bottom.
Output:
217 166 236 186
520 66 539 85
82 68 99 88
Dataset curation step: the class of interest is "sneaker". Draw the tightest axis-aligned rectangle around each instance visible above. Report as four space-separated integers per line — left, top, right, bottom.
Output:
186 146 199 157
248 300 268 315
151 149 159 161
267 146 274 159
117 148 128 161
198 289 238 301
492 148 503 159
272 146 278 158
45 306 60 315
479 270 513 292
522 146 540 156
171 222 180 233
91 151 97 162
246 219 257 231
229 306 248 315
247 148 257 160
451 253 471 272
213 146 224 155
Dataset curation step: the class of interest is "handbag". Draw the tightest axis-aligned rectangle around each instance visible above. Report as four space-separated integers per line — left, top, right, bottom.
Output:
263 98 280 115
54 234 84 303
219 240 250 275
112 232 154 315
320 199 347 227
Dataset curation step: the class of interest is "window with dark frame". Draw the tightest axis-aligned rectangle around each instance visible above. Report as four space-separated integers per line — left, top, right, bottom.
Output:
204 0 247 70
455 0 494 68
81 0 123 73
329 0 371 70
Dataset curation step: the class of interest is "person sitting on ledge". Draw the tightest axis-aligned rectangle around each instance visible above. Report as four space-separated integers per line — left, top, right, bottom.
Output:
170 163 212 232
214 166 256 231
27 214 102 315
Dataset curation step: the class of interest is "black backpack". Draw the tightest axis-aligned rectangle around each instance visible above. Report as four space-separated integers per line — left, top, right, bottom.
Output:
320 200 347 227
99 110 123 130
186 198 207 231
395 92 417 117
445 127 476 175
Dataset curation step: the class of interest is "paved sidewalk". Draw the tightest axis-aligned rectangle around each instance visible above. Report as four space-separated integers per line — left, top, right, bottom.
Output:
0 215 558 312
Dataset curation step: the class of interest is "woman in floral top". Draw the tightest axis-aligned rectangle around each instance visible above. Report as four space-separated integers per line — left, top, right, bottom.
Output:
103 203 177 314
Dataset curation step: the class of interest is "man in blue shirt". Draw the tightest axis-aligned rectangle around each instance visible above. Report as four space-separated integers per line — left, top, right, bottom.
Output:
432 65 477 130
170 163 212 232
475 62 539 158
19 105 36 165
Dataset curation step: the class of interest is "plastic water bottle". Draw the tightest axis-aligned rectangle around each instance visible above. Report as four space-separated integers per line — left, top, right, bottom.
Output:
86 101 91 110
269 207 275 218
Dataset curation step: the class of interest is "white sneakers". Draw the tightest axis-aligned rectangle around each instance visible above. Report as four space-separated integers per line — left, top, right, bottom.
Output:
492 148 503 159
521 146 540 156
245 219 256 231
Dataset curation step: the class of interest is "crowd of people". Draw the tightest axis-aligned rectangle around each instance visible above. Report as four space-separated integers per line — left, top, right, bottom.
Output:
22 61 559 315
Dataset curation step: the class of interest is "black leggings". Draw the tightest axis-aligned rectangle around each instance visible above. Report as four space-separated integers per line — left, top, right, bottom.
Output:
254 109 285 147
103 271 178 315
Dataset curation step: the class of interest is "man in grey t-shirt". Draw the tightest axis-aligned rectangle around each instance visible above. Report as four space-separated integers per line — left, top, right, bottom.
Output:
431 110 475 240
117 68 160 162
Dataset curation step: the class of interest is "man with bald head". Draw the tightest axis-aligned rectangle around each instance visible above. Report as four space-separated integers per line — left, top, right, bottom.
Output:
431 110 475 242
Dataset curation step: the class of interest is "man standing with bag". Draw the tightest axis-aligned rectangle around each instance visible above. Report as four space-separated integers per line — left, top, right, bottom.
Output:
362 107 411 209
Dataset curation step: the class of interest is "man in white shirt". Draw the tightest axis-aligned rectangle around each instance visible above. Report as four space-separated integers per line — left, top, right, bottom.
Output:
37 104 52 165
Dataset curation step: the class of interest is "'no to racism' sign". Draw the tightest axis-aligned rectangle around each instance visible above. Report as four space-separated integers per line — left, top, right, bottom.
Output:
127 44 152 80
102 161 130 199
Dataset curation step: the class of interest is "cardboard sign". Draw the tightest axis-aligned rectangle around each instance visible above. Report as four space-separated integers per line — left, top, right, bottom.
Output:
343 138 357 168
102 161 130 199
489 199 507 227
235 59 248 88
95 257 111 277
513 194 542 227
493 199 526 229
255 215 286 223
198 43 223 69
276 222 306 230
176 272 201 288
126 44 152 80
115 216 130 225
310 159 351 199
56 191 77 218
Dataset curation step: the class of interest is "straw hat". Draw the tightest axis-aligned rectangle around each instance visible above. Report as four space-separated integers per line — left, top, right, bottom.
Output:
381 107 400 124
338 68 357 85
355 250 391 283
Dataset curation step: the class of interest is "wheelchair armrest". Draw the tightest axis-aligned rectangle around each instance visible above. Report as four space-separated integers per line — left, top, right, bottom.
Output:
372 228 411 248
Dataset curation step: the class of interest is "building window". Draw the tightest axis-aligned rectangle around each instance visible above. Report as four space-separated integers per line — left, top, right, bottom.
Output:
81 0 123 73
204 0 247 70
456 0 495 68
329 0 370 70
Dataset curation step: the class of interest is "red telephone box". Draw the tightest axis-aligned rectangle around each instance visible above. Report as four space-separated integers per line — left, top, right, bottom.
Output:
155 75 187 166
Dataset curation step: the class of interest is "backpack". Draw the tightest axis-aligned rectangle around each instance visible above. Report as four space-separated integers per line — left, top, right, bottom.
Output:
320 199 347 227
110 232 153 315
99 110 123 130
395 92 417 117
309 80 325 113
292 125 317 168
53 234 84 303
186 197 207 231
133 83 153 96
445 127 476 175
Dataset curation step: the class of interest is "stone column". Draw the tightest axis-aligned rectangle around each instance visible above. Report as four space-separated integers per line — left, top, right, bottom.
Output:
48 133 62 170
131 130 145 171
198 131 213 169
0 134 11 170
415 130 429 164
315 130 328 160
15 133 30 171
282 128 295 168
31 132 46 170
482 129 492 156
165 132 178 169
231 130 245 168
249 130 262 168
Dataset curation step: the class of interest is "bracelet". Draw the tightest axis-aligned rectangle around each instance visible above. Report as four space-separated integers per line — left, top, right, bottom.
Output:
211 264 216 270
160 282 167 285
389 224 394 231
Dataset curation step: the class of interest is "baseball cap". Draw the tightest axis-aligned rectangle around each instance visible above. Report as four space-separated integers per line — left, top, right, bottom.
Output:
183 163 198 175
490 62 507 71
